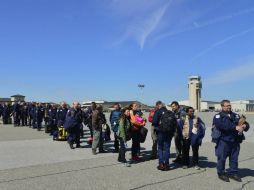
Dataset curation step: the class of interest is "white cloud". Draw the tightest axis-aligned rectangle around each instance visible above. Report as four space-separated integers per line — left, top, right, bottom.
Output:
110 0 172 49
132 1 171 49
155 7 254 42
205 60 254 85
192 26 254 61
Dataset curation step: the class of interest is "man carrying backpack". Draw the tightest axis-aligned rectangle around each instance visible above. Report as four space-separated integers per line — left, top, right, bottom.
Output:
110 103 121 153
152 101 177 171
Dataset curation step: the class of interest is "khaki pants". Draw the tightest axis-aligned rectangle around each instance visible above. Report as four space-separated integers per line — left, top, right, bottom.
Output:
151 125 157 157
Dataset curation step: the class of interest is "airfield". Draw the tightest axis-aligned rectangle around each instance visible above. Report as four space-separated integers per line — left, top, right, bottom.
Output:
0 112 253 190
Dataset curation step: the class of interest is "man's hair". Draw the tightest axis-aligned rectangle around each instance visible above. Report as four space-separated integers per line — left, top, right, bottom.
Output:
186 107 194 113
171 101 179 107
221 100 230 107
156 101 163 106
113 102 119 106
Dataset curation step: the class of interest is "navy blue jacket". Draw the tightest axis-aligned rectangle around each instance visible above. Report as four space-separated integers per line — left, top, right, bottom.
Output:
2 105 12 117
213 111 250 143
56 107 68 126
48 108 57 125
152 107 168 131
32 106 44 122
64 108 83 129
12 103 21 115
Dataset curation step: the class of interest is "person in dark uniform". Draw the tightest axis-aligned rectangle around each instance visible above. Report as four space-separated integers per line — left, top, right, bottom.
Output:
213 100 250 182
12 102 21 127
0 103 3 121
28 102 36 127
32 103 44 131
2 102 12 124
48 104 58 135
54 102 68 140
44 103 50 130
64 102 83 149
21 102 28 126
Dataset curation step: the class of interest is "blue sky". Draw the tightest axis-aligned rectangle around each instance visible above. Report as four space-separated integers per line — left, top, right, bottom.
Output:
0 0 254 105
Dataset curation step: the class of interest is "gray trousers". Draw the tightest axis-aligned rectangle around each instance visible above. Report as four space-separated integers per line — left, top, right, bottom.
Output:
92 129 103 151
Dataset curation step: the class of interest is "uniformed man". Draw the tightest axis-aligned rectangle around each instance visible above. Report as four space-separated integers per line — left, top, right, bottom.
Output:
64 102 83 149
56 102 68 127
0 103 3 121
32 103 44 131
213 100 250 182
12 101 21 127
2 102 12 124
28 102 36 127
44 103 50 129
48 104 58 135
21 103 28 126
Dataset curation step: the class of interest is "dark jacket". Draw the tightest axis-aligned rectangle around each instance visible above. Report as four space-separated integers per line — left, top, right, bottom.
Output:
213 111 250 143
64 108 83 129
152 106 168 131
56 107 68 126
92 110 106 131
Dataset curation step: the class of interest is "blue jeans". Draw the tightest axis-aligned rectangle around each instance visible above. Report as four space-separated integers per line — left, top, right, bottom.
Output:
157 132 172 165
216 140 240 175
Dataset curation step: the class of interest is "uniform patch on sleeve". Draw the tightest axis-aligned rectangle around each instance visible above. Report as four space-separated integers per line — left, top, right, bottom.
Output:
215 115 220 119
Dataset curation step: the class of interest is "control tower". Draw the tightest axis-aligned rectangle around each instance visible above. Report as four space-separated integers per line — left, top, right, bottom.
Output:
188 76 202 111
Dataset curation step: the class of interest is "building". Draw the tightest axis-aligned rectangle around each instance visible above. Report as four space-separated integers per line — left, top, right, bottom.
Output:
0 94 26 104
231 100 254 112
177 100 254 112
188 76 202 111
82 100 152 112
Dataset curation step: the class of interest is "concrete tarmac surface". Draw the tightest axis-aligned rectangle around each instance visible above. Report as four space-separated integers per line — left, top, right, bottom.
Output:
0 113 253 190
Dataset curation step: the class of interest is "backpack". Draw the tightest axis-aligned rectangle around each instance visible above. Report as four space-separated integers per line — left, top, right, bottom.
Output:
159 110 177 134
110 110 121 133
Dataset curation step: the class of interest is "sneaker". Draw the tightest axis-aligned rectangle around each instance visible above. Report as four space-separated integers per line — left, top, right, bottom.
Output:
228 175 242 182
218 175 230 182
194 165 200 170
132 156 141 162
69 143 75 149
123 162 131 167
157 164 165 171
182 165 188 169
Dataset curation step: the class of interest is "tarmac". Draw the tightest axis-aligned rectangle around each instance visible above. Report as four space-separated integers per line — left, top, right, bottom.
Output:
0 113 253 190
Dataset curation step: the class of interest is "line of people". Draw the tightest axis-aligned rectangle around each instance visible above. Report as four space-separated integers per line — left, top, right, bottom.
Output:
0 99 250 182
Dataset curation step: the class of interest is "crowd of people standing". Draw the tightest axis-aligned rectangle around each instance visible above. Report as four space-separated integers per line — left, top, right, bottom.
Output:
0 99 250 182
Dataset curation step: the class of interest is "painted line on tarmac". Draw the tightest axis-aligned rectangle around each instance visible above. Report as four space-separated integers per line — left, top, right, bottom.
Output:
129 169 207 190
129 156 254 190
0 162 121 184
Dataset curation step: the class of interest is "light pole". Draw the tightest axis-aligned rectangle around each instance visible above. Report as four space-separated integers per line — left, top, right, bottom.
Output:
138 84 145 111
